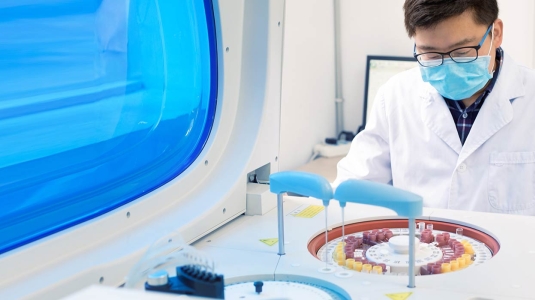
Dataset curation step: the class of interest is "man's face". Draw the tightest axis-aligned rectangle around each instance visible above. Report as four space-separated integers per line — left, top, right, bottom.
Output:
413 11 503 74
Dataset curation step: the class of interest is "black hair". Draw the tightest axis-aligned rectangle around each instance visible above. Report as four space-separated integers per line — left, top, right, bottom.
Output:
403 0 498 37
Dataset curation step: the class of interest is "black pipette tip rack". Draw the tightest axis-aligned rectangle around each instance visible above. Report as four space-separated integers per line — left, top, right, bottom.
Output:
145 264 224 299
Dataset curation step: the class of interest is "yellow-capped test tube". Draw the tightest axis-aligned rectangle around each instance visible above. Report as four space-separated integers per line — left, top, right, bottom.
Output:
450 260 459 271
457 257 465 269
346 258 355 268
465 246 474 255
372 266 383 275
354 261 363 272
362 264 372 274
337 252 346 266
462 253 473 265
441 263 451 273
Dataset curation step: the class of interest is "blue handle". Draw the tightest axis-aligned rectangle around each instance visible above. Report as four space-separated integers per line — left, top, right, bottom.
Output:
270 171 333 205
334 179 422 218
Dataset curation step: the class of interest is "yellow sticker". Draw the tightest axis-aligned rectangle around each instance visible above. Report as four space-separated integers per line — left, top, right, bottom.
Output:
260 238 278 246
292 205 324 218
385 292 412 300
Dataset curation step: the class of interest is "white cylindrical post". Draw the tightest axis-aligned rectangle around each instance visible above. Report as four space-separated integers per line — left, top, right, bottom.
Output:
408 218 416 288
277 193 285 255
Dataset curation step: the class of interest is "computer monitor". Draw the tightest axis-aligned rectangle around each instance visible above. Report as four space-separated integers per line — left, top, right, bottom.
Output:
358 55 418 132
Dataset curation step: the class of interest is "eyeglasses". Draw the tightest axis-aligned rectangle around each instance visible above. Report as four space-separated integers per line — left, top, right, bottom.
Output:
413 24 493 67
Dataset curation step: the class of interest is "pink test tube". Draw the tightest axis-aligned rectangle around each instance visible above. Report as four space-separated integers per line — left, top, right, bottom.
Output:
443 232 450 241
369 233 377 242
436 234 445 246
378 263 386 272
422 230 431 239
422 232 433 243
345 251 354 258
377 232 385 242
432 265 442 274
442 249 454 256
420 266 430 275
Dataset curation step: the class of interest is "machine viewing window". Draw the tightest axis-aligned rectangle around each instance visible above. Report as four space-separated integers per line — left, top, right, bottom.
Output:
0 0 218 254
358 56 417 132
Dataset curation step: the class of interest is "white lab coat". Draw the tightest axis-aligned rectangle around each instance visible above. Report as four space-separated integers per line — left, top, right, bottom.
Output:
334 52 535 215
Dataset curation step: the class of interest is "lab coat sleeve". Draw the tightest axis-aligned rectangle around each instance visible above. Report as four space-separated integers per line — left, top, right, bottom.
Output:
333 86 392 188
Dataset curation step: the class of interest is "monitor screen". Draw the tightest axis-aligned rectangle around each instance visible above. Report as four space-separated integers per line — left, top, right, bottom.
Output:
360 56 418 131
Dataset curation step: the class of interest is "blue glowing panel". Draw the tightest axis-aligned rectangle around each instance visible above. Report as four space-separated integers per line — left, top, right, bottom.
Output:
0 0 218 254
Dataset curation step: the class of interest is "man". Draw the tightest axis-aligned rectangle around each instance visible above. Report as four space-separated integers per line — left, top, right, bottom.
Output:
334 0 535 215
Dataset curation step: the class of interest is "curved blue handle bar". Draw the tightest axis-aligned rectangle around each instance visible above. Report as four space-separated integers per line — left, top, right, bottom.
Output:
334 179 423 218
270 171 333 255
335 179 422 287
270 171 333 204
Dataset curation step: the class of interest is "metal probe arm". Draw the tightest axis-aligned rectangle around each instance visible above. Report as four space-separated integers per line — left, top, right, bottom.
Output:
269 171 333 255
334 179 423 288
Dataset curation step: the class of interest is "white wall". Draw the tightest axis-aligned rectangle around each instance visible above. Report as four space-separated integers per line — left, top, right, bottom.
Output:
279 0 535 170
279 0 336 171
498 0 535 68
338 0 411 132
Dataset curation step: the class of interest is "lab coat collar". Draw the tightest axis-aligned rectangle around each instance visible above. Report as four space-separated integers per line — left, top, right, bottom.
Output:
458 52 525 164
420 52 525 160
420 84 463 155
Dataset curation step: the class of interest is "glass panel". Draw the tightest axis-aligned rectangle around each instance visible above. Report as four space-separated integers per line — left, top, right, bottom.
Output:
0 0 217 254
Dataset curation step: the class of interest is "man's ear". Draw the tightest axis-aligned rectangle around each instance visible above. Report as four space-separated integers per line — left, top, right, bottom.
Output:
493 19 504 48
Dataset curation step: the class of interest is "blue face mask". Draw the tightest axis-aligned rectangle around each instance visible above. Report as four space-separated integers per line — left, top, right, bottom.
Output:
420 56 493 100
418 25 495 101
